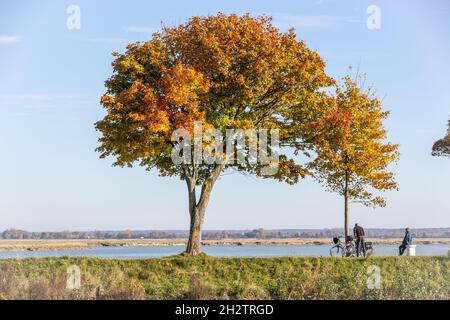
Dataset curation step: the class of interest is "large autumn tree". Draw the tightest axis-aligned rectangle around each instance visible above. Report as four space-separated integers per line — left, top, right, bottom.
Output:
95 13 334 255
301 76 399 239
432 117 450 158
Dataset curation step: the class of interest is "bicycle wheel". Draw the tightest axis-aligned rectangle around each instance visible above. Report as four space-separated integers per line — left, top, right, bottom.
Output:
330 245 345 257
345 242 356 257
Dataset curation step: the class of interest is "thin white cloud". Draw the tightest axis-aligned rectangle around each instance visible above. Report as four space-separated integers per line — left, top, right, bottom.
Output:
272 13 348 30
0 35 23 44
81 37 128 44
0 93 95 108
124 26 156 33
81 27 157 46
315 0 337 5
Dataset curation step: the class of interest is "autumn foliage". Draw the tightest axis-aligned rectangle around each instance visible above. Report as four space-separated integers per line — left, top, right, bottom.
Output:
96 13 333 181
432 117 450 158
95 13 398 253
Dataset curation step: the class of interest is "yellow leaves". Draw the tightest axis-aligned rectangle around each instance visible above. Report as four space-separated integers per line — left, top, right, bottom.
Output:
304 75 399 207
128 112 146 122
113 53 144 78
216 118 255 130
100 94 117 109
269 157 309 185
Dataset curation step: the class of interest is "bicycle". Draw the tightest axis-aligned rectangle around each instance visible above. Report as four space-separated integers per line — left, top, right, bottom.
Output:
330 236 374 257
330 236 356 257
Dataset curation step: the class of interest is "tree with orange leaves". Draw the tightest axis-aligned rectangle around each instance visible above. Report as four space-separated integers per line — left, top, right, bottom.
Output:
301 75 399 239
95 13 334 255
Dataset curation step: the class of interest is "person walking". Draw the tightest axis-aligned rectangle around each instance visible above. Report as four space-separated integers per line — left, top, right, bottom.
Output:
399 228 413 256
353 223 366 257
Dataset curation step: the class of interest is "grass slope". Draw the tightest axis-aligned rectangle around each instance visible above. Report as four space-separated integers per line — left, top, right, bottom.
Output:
0 255 448 300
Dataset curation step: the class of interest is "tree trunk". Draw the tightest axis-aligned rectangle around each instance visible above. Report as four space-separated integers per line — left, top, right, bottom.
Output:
184 164 223 256
344 169 349 241
186 206 205 255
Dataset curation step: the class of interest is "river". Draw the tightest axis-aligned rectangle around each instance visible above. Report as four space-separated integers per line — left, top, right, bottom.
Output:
0 244 448 259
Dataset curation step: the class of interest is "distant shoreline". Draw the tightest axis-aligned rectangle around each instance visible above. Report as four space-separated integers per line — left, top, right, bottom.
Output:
0 238 449 252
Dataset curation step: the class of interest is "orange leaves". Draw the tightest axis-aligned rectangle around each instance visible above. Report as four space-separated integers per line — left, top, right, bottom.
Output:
96 13 333 183
160 64 209 133
163 13 333 110
122 81 171 133
160 64 209 107
303 76 399 207
301 104 353 163
159 64 209 133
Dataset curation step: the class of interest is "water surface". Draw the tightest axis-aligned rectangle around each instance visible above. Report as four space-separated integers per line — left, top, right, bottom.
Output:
0 244 448 259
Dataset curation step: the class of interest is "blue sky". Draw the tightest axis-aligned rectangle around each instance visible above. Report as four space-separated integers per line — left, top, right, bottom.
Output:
1 0 449 231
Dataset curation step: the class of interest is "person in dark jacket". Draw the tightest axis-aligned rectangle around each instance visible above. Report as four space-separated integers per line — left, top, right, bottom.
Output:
353 223 366 257
399 228 413 256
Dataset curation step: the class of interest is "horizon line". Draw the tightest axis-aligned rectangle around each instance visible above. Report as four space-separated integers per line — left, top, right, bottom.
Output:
2 227 449 233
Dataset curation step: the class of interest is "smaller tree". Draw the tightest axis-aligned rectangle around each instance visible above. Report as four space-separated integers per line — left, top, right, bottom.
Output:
301 76 399 239
432 117 450 158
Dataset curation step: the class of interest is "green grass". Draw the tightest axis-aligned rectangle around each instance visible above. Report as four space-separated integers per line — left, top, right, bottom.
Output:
0 255 448 299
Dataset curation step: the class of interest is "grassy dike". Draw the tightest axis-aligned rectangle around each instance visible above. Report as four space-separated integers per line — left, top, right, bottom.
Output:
0 255 448 300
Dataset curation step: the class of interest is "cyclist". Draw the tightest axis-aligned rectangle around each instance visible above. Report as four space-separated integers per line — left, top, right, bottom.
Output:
353 223 366 257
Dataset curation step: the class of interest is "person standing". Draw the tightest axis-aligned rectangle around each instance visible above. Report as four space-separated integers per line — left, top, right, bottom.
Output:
399 228 413 256
353 223 366 257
